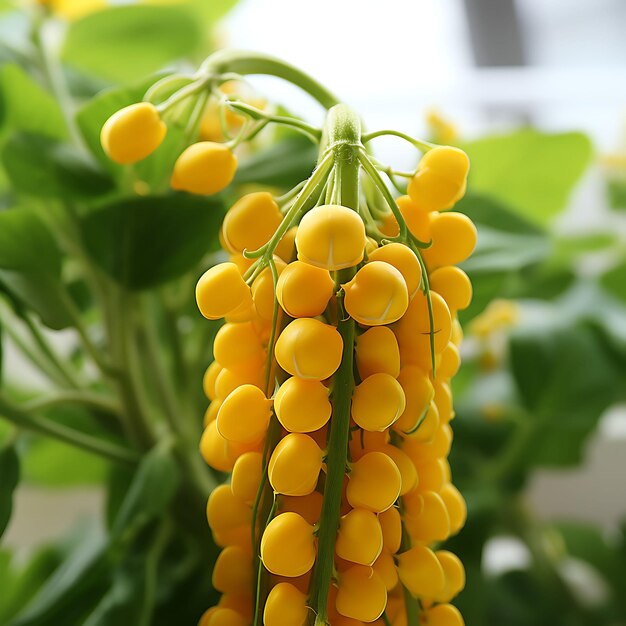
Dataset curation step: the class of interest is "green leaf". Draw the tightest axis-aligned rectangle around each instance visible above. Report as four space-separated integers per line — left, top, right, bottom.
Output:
235 135 318 189
111 444 179 542
2 133 114 200
186 0 239 23
0 64 66 139
79 194 224 290
0 442 19 538
607 178 626 211
62 6 203 84
462 129 593 226
600 260 626 304
509 321 618 466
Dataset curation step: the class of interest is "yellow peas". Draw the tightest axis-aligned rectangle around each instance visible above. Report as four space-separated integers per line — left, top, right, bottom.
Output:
101 102 166 164
268 434 323 496
351 374 406 431
408 146 469 211
368 243 422 299
347 452 401 513
343 262 409 326
275 318 343 380
422 604 465 626
230 452 263 504
355 327 401 379
422 212 477 268
396 545 445 598
196 262 251 320
274 377 332 432
171 142 237 195
295 204 366 270
213 322 265 369
212 546 252 594
276 261 334 318
429 266 473 312
433 550 466 603
336 508 383 566
335 565 387 622
263 583 308 626
216 384 272 444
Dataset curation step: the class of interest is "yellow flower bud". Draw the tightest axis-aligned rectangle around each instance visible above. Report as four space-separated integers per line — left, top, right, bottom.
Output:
396 545 445 598
335 565 387 622
368 243 422 299
355 327 401 380
432 551 465 603
231 451 263 504
275 318 343 380
222 192 282 255
100 102 166 164
196 262 251 320
378 506 402 554
394 366 435 433
200 420 234 472
263 582 308 626
351 374 406 432
347 451 401 513
206 485 251 535
217 384 272 444
440 483 467 535
203 361 221 400
268 433 323 496
372 550 399 591
429 266 472 312
274 377 332 433
171 142 237 195
213 322 265 370
276 261 335 318
422 603 465 626
437 343 461 379
343 262 409 326
404 491 451 543
295 205 366 270
212 545 252 595
336 508 383 566
252 258 286 321
260 512 316 577
408 146 469 212
422 212 477 269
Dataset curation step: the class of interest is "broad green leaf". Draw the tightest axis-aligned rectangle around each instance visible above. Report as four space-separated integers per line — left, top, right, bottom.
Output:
111 443 179 542
185 0 239 23
78 194 224 290
0 442 19 538
235 135 318 189
0 65 66 139
2 133 114 200
607 178 626 211
462 129 593 226
62 6 203 83
600 260 626 304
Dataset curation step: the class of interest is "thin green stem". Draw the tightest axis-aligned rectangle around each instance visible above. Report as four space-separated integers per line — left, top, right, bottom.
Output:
22 390 121 416
0 394 138 465
362 129 434 153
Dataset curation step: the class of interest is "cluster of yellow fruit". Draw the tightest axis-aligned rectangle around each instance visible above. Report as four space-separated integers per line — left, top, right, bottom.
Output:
194 144 475 625
101 101 238 195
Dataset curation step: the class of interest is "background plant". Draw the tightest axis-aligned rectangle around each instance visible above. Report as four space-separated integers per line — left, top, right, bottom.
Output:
0 1 625 625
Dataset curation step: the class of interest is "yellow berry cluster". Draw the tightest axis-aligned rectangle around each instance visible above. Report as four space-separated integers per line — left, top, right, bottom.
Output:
195 143 475 625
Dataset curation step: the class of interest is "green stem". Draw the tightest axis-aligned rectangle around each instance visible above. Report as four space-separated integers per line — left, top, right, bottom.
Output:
362 129 434 153
202 50 340 110
309 104 361 626
0 394 138 465
23 390 121 416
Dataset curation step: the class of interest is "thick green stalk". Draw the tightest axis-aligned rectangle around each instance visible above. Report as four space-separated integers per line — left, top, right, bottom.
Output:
309 104 361 626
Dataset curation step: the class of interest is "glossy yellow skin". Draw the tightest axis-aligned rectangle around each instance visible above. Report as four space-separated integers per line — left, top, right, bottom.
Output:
351 373 406 432
335 565 387 622
216 384 272 444
202 607 247 626
346 451 401 513
422 603 465 626
263 582 308 626
260 512 316 577
200 420 234 473
171 142 237 195
343 261 409 326
368 243 422 299
268 433 323 496
276 260 334 318
230 451 263 504
274 377 332 433
396 195 430 242
394 366 435 433
101 102 166 164
295 204 366 270
422 212 477 269
336 508 383 566
206 485 251 536
396 545 445 598
355 327 401 380
196 262 251 320
213 322 265 369
432 550 466 603
440 483 467 535
252 258 286 321
378 507 402 554
404 490 451 543
429 266 473 312
212 545 252 595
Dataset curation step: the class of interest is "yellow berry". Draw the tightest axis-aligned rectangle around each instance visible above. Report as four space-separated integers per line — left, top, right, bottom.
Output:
422 604 465 626
275 318 343 380
203 361 221 400
408 146 469 212
213 545 252 595
281 491 324 525
260 512 316 577
368 243 422 299
206 484 250 535
222 192 282 254
231 451 263 504
276 261 334 318
217 384 272 444
196 262 251 320
377 444 418 495
268 433 323 496
213 322 265 369
252 258 287 321
296 205 366 270
263 582 308 626
343 261 409 326
372 550 399 591
100 102 166 164
200 420 233 472
171 142 237 195
379 507 402 554
396 196 430 242
347 451 401 512
429 266 472 312
440 483 467 535
404 491 451 543
355 327 401 380
394 366 435 433
433 551 465 603
396 545 445 598
214 362 265 400
351 373 406 431
422 212 477 268
336 508 384 566
335 565 387 622
274 377 332 433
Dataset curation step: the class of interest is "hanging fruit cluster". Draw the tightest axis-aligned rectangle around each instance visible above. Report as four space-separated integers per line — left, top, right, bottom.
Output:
100 52 476 626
